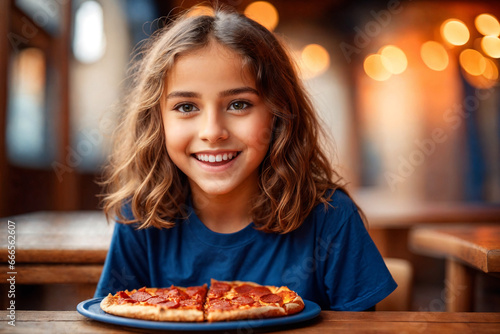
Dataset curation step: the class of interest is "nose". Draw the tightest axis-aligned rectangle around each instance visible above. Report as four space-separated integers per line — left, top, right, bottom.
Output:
198 108 229 143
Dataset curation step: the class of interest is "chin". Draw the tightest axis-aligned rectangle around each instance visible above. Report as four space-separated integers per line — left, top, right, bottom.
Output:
193 182 235 197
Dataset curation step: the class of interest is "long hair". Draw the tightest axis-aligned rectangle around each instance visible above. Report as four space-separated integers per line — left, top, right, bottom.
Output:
101 7 353 233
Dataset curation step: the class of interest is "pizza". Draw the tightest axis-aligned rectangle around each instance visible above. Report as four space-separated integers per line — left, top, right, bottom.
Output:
100 284 207 322
205 279 305 322
100 279 304 322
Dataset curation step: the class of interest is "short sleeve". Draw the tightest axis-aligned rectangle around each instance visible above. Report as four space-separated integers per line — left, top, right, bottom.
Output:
323 207 397 311
94 220 151 297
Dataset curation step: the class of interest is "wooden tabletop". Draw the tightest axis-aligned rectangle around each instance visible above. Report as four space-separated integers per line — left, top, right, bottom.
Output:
409 224 500 273
355 190 500 227
0 211 113 284
0 211 113 264
1 311 499 333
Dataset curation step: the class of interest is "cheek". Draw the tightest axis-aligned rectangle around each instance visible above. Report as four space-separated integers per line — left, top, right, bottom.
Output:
241 117 274 154
163 119 191 157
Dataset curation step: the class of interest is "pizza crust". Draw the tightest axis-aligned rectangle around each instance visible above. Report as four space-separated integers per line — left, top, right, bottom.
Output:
283 296 305 315
100 294 204 322
206 304 286 322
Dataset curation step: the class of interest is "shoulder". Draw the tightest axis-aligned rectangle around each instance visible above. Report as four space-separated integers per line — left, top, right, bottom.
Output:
111 203 153 241
302 188 364 238
312 189 360 223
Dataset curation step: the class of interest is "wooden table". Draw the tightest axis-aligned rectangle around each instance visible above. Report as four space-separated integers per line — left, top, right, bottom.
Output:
409 224 500 312
0 311 499 333
0 211 112 284
355 190 500 227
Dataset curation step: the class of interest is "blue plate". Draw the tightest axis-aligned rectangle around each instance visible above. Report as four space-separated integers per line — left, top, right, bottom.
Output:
77 297 320 331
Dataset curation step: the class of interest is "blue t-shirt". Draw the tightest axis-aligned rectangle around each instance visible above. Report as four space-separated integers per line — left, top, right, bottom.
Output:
95 190 396 311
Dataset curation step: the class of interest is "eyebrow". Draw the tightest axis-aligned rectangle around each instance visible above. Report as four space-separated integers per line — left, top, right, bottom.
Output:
166 86 259 100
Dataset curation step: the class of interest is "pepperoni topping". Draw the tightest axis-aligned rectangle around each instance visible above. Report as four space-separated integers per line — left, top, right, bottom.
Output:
154 288 169 296
231 295 255 306
130 291 152 302
260 293 283 304
186 286 207 298
234 284 254 295
157 300 180 309
115 291 136 304
211 282 231 292
116 291 131 299
179 299 198 307
118 298 138 304
164 287 189 300
145 296 167 305
208 299 233 311
249 286 272 298
208 289 225 299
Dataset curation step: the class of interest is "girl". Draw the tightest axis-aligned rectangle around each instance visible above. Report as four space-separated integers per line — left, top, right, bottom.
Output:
95 7 397 311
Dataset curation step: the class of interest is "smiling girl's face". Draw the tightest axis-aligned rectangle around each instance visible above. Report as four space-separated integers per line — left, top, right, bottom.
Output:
161 42 273 200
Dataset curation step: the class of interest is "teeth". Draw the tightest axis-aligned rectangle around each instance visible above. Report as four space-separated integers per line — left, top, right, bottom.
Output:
195 152 238 163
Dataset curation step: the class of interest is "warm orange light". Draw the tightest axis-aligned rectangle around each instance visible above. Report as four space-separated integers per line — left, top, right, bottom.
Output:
420 41 449 71
463 64 497 89
475 13 500 36
441 19 470 46
379 45 407 74
481 36 500 58
301 44 330 76
483 57 498 80
459 49 487 76
186 5 214 17
244 1 279 31
364 54 392 81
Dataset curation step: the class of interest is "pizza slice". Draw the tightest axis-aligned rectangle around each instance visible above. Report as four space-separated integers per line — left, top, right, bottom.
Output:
205 279 305 322
100 284 207 322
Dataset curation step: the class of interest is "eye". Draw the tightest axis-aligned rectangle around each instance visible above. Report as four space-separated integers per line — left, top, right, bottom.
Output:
175 103 198 113
228 101 251 111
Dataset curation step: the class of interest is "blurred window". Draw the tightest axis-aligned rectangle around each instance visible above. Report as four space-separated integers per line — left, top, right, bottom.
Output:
6 48 54 167
73 1 106 64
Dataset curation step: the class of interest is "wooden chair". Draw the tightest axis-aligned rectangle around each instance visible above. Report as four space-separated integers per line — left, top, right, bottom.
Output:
377 257 414 311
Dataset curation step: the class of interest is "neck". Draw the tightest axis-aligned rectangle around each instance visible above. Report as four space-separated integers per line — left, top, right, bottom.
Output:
190 183 258 234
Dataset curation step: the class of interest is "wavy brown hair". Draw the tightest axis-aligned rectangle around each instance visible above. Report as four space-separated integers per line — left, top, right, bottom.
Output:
101 7 354 233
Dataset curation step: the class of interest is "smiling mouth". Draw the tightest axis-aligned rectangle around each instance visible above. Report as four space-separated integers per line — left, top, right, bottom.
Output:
194 152 240 163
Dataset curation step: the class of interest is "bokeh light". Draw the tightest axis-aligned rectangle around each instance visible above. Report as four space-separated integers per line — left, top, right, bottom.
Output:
475 13 500 36
379 45 407 74
463 58 498 89
441 19 470 46
364 54 392 81
459 49 487 76
483 58 499 80
244 1 279 31
301 44 330 77
420 41 449 71
481 36 500 58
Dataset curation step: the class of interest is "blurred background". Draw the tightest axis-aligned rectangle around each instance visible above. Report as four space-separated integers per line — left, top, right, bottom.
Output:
1 0 500 311
1 0 499 216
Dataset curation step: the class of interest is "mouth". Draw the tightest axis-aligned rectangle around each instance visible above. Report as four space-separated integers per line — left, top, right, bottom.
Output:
193 151 241 164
